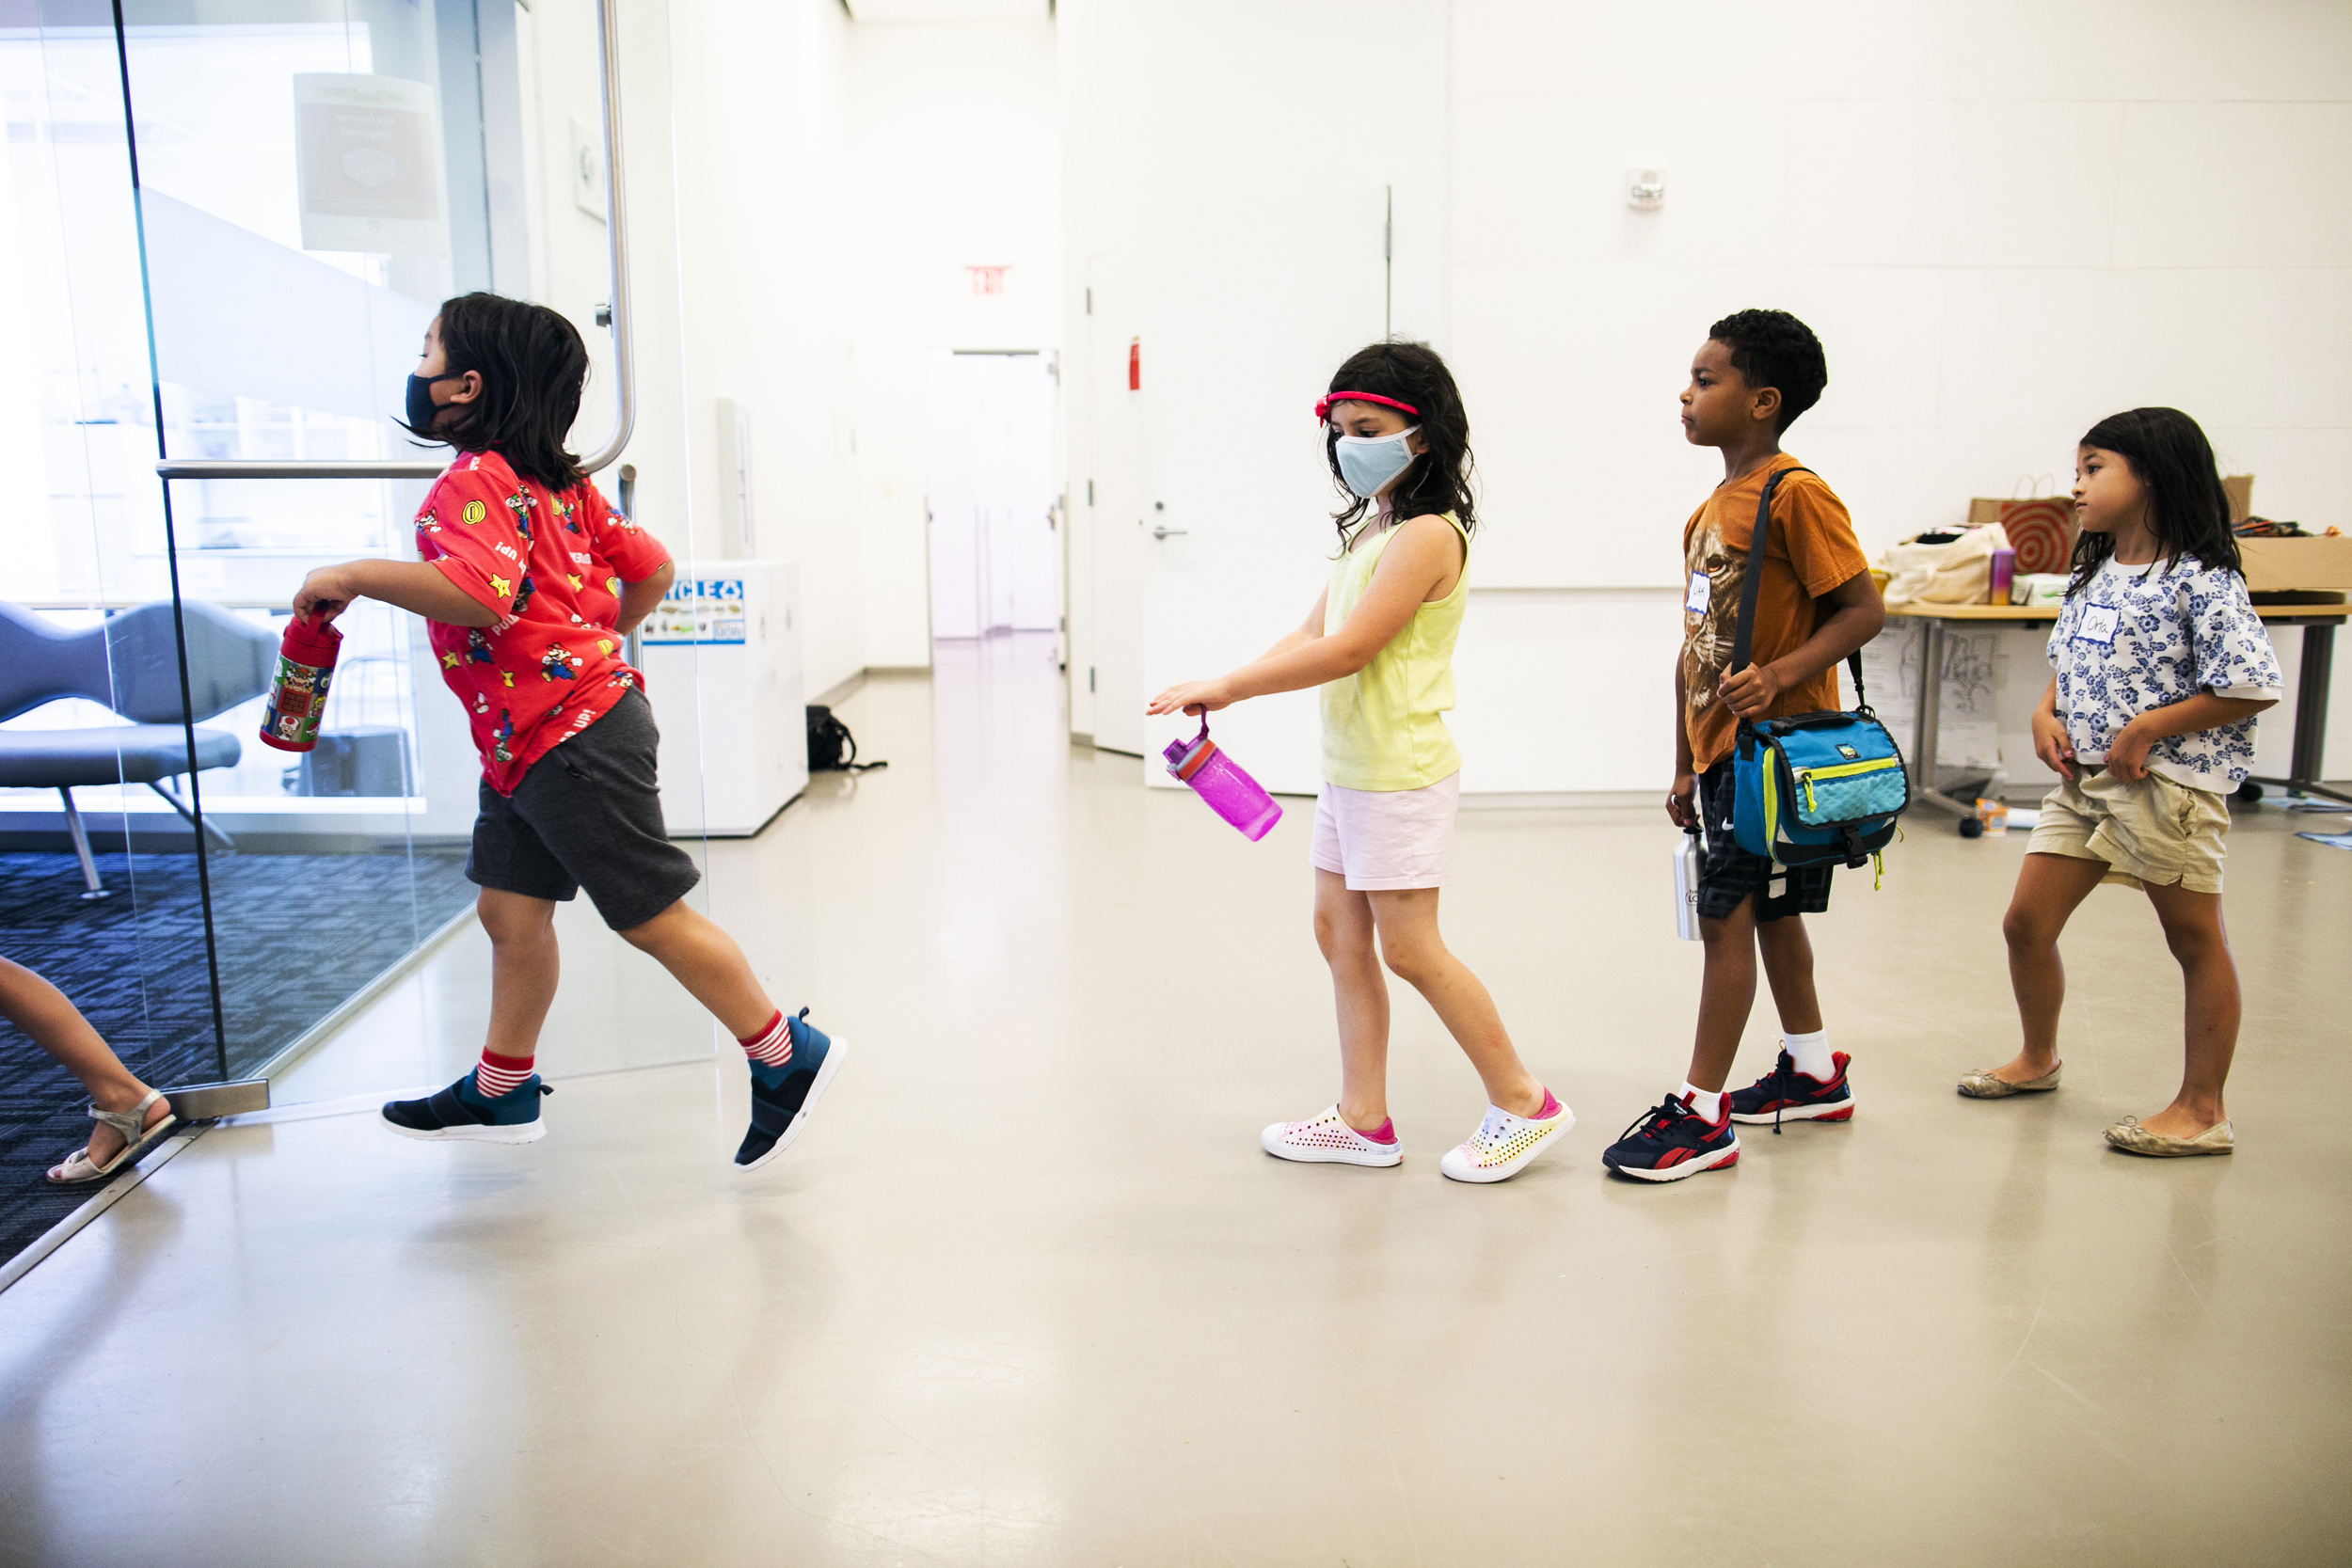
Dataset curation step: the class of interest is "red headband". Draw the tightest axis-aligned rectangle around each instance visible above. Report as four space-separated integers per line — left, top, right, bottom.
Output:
1315 390 1421 423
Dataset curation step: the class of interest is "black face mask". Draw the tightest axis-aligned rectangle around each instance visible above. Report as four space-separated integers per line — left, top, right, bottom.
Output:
405 372 465 437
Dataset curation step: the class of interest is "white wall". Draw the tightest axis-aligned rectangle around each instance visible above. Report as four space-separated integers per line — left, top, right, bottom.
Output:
663 0 866 695
1058 0 1450 755
514 3 1060 699
848 18 1063 669
1063 0 2352 789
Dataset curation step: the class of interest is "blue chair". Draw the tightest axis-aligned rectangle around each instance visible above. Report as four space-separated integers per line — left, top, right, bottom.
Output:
0 599 278 899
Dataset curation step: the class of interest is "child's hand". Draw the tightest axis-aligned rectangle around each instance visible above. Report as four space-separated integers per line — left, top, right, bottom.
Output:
1718 661 1786 719
292 563 365 627
2106 717 2155 783
2030 705 2077 782
1665 770 1699 828
1147 679 1232 718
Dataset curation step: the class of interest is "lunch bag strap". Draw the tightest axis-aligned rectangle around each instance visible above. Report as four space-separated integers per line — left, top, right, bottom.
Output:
1728 465 1871 721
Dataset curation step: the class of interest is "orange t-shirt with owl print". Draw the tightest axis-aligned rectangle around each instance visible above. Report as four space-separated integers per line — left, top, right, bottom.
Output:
413 450 672 794
1678 454 1869 775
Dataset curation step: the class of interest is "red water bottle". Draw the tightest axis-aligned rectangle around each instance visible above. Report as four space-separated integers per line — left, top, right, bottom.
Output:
259 617 342 752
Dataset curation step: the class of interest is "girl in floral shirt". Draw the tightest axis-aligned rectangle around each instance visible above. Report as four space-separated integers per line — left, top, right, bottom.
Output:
1958 407 2282 1158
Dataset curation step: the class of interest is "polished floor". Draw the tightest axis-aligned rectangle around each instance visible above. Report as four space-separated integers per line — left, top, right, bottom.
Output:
4 632 2349 1566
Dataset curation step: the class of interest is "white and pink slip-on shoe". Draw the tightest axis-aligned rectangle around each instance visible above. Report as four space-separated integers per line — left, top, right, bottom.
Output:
1262 1107 1403 1167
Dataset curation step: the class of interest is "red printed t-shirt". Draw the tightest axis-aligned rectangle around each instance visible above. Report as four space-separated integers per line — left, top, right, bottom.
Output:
414 450 671 794
1679 453 1869 775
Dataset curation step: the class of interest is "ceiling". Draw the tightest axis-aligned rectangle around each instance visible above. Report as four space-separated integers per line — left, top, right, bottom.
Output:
844 1 1052 20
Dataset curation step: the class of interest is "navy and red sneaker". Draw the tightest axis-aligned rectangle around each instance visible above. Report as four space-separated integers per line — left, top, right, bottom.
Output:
1728 1050 1855 1132
1599 1093 1740 1182
381 1071 551 1145
737 1009 847 1172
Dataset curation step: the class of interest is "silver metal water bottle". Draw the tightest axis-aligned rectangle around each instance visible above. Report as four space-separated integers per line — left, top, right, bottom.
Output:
1674 826 1703 942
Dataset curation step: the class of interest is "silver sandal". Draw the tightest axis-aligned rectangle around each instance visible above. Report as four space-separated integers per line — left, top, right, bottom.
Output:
46 1089 178 1186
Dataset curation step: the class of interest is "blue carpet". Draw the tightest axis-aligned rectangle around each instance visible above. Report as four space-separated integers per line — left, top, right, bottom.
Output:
2 848 474 1265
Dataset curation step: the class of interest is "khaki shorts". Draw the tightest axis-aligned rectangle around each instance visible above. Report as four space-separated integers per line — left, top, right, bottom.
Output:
2026 768 2229 895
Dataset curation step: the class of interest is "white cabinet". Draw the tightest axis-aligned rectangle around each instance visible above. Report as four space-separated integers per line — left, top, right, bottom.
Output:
638 561 807 837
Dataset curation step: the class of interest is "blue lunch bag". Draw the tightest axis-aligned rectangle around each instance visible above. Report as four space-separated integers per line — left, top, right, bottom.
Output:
1727 467 1911 870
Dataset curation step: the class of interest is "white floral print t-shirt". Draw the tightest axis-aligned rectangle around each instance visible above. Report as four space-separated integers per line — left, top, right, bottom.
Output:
2047 553 2283 793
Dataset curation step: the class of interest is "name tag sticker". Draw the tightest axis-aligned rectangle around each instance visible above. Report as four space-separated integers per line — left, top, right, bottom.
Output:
2075 605 2122 648
1685 570 1712 616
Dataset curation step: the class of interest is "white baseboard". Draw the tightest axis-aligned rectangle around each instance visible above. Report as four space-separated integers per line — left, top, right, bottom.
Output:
1458 791 1656 811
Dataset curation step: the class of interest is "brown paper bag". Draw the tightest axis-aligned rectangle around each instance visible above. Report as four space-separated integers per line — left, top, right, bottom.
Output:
2222 474 2253 526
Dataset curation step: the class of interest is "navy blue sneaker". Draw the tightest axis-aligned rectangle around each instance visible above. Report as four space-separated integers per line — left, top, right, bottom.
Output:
1599 1094 1740 1182
1728 1050 1855 1132
737 1008 845 1171
382 1070 551 1145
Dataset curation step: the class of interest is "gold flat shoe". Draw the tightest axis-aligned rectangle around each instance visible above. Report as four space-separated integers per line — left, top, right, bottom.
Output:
1956 1064 2061 1099
2105 1117 2233 1157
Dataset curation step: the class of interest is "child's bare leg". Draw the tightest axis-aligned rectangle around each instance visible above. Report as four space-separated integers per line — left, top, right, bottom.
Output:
1314 869 1391 1130
1994 852 2107 1082
619 897 776 1039
480 890 562 1060
1686 895 1758 1094
1365 888 1543 1117
1756 913 1823 1036
2138 881 2237 1135
0 956 167 1164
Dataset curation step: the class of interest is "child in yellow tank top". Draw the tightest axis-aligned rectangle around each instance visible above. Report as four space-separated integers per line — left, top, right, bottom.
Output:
1148 341 1571 1185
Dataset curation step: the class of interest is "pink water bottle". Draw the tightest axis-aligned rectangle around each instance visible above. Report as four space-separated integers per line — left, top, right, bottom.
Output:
1163 717 1282 841
1990 546 2015 604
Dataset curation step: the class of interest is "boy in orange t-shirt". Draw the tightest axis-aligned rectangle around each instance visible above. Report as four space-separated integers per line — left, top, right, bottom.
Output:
1601 309 1885 1183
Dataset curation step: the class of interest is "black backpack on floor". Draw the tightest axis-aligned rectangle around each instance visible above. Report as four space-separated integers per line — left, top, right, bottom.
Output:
805 705 886 773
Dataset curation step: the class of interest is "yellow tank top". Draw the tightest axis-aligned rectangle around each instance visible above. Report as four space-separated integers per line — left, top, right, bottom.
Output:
1320 512 1469 790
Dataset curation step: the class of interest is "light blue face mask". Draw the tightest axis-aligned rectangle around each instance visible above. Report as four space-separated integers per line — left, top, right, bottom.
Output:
1333 426 1421 499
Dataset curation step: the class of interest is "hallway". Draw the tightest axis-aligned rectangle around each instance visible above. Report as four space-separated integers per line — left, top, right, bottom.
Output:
3 634 2348 1566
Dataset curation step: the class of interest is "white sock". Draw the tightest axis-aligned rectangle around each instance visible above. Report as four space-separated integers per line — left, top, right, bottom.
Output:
1680 1083 1725 1123
1783 1029 1833 1081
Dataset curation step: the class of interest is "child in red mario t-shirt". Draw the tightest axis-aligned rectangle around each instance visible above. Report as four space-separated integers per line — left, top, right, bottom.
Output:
293 293 840 1171
415 448 662 782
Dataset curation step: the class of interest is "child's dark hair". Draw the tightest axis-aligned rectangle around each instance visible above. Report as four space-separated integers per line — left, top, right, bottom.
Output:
1708 309 1828 433
2068 407 2243 595
1324 341 1477 541
402 292 591 491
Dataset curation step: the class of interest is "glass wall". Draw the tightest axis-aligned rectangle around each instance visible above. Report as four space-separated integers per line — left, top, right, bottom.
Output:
0 0 528 1085
3 0 234 1107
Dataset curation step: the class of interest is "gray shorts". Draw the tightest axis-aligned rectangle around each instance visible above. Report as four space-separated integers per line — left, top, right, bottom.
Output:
466 688 702 930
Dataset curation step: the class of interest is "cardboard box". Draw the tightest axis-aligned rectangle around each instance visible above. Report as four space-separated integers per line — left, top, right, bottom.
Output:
2239 535 2352 592
2223 474 2254 526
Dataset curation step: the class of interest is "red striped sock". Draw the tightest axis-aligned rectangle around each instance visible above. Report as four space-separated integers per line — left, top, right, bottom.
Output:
475 1049 534 1098
739 1010 793 1068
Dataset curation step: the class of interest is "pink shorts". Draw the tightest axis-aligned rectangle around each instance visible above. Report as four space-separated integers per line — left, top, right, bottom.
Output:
1310 771 1460 891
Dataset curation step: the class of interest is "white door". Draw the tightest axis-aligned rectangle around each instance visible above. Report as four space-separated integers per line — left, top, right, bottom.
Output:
1137 190 1389 792
926 350 1060 641
1082 249 1146 755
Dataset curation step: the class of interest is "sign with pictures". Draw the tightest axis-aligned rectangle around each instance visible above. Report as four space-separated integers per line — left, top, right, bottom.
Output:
642 578 749 645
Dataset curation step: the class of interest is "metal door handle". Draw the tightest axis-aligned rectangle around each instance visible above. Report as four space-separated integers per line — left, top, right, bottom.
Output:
1152 526 1188 540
